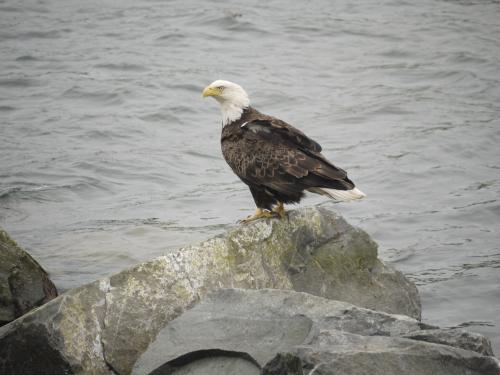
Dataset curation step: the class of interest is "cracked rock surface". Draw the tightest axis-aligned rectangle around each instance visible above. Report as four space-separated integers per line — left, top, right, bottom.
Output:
0 207 421 374
133 289 499 375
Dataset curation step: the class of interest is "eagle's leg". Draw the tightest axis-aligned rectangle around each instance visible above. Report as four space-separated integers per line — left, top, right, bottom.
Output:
272 202 286 219
240 208 276 223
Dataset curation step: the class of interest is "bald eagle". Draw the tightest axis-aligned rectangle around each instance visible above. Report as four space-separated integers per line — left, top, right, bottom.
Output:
203 80 365 222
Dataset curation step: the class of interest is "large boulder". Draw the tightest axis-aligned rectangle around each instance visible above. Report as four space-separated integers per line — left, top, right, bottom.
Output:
0 207 420 374
133 289 498 375
0 227 57 326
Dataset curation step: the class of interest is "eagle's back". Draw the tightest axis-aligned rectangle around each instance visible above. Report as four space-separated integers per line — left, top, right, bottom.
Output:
220 106 354 197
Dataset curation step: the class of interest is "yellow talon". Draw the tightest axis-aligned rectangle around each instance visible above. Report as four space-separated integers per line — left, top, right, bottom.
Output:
239 203 287 224
240 208 276 223
273 202 287 219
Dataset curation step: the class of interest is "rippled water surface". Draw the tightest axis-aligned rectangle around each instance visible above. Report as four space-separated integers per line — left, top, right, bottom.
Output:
1 0 500 352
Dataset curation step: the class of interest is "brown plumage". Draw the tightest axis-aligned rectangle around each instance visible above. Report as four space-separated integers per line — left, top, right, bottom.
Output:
202 80 365 222
221 107 356 211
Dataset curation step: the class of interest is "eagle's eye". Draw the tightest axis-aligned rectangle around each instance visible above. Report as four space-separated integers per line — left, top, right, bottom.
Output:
217 86 225 91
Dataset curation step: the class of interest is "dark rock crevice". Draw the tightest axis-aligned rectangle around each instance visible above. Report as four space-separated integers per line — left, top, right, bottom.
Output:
153 349 262 374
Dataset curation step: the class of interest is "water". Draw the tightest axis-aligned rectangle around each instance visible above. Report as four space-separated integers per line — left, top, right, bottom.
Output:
1 0 499 353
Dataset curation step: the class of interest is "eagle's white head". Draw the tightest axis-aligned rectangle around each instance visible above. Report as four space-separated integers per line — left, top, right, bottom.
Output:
202 80 250 126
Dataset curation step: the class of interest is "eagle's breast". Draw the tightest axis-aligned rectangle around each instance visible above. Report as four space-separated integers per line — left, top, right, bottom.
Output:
221 123 249 178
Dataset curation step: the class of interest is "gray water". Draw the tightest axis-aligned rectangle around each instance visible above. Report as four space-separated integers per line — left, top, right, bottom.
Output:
1 0 500 353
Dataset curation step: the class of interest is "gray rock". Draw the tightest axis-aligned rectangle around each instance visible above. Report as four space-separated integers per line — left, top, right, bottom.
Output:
403 328 495 356
290 332 500 375
0 207 420 374
0 279 112 374
133 289 499 375
0 227 57 326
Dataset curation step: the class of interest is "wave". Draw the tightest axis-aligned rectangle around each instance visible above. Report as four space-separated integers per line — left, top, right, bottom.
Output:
15 55 39 61
194 10 270 36
61 86 124 106
93 63 149 72
0 184 54 201
139 112 180 123
155 33 186 42
0 30 62 40
0 105 16 111
0 77 40 88
0 176 113 202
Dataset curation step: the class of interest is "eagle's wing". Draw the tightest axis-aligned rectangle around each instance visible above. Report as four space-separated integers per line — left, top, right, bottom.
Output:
243 118 322 153
240 118 353 194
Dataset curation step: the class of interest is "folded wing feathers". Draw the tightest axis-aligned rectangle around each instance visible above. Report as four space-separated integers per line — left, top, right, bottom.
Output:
242 115 365 203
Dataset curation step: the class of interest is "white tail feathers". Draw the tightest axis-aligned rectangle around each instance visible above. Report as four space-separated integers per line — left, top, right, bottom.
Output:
307 187 366 202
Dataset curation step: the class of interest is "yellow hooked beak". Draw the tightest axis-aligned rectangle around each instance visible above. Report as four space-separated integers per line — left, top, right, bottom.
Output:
202 86 221 98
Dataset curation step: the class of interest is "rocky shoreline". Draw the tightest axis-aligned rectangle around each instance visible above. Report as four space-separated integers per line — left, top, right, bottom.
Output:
0 207 498 374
